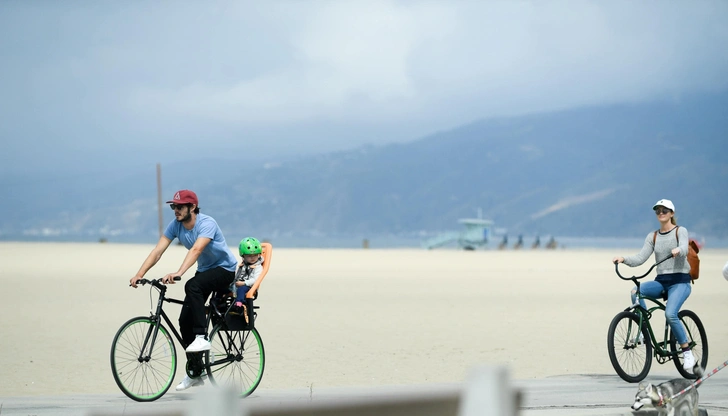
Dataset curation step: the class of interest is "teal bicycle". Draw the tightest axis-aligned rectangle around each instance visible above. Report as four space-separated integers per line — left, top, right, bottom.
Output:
110 277 265 401
607 257 708 382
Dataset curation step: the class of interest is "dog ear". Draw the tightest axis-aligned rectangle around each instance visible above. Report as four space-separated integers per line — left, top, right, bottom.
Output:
638 382 645 390
693 363 705 378
645 383 654 392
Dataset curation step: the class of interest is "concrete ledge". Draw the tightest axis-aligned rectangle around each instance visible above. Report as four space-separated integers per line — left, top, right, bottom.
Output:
5 372 727 416
241 391 460 416
631 409 708 416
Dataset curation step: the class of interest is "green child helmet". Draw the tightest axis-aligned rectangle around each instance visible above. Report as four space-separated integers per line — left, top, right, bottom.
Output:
239 237 262 256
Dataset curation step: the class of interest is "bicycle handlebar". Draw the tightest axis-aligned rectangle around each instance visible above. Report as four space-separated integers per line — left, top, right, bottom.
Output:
130 276 181 288
614 256 672 281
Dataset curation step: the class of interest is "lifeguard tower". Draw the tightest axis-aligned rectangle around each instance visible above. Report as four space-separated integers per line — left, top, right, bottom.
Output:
422 215 494 250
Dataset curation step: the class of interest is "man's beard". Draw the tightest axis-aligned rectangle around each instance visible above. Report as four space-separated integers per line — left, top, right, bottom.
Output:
176 211 192 223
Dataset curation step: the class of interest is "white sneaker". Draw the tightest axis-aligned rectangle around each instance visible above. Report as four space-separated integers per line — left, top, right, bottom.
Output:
175 374 206 391
186 336 211 352
682 350 696 371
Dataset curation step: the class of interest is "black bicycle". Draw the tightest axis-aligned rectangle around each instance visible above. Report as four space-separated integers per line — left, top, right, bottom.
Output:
110 277 265 401
607 257 708 382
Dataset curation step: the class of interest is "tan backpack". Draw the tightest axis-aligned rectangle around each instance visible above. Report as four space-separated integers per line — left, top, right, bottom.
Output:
653 226 700 283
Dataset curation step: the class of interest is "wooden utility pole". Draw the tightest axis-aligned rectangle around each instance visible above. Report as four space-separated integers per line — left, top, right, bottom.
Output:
157 163 163 238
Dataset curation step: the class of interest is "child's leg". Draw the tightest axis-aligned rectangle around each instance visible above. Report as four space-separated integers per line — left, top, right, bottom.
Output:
235 286 251 304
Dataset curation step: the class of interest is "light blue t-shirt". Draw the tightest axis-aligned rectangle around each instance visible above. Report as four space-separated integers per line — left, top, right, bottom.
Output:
164 213 237 273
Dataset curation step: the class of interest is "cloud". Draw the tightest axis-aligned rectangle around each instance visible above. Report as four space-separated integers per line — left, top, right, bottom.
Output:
129 2 454 123
1 0 727 173
124 1 728 128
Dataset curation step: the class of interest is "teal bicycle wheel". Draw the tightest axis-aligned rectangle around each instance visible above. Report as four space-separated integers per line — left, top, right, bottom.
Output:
110 317 177 401
205 325 265 397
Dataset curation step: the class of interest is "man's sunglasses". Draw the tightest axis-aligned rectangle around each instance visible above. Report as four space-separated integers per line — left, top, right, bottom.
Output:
654 208 672 215
170 203 190 211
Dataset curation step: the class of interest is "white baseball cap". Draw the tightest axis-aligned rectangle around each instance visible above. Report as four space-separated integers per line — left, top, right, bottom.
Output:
653 199 675 212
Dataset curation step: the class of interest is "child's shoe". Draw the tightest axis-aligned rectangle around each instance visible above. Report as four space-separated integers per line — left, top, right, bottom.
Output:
229 301 244 315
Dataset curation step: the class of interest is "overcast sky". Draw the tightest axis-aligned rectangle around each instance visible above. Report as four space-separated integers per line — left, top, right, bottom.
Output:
1 1 727 176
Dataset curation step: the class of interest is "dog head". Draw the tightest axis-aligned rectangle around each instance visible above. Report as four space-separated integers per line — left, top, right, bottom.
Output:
631 382 663 411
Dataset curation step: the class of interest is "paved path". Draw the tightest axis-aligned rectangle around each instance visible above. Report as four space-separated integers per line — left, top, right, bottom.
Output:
1 374 727 416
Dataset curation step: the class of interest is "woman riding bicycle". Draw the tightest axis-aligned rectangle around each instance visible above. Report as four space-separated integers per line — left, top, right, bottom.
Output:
612 199 695 372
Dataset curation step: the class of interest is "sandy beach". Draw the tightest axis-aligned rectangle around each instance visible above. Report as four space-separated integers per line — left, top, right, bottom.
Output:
1 242 727 398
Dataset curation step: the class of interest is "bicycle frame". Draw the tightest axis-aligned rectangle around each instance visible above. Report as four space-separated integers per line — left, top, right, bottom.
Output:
136 279 186 361
616 256 696 362
136 278 235 360
628 297 686 363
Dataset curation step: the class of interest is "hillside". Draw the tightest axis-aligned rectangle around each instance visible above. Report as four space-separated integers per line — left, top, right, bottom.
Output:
3 92 727 244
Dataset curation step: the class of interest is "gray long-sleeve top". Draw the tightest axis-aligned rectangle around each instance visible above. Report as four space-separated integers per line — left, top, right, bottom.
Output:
624 226 691 276
229 257 264 297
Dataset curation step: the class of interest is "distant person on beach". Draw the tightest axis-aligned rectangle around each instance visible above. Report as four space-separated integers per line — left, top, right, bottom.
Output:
229 237 265 317
498 235 508 250
514 234 523 249
129 189 237 391
546 236 557 249
723 260 728 281
612 199 695 372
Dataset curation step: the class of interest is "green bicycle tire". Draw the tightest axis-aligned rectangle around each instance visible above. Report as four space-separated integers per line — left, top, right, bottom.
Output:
205 325 265 397
110 316 177 401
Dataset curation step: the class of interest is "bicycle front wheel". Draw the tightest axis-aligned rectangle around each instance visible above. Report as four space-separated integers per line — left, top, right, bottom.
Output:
670 309 708 379
205 325 265 397
110 316 177 401
607 311 652 382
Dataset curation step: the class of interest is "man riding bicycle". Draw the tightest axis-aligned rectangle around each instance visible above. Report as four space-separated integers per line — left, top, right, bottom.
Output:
129 189 237 391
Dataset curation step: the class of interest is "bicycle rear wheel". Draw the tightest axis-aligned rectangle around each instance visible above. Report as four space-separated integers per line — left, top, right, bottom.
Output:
607 311 652 382
670 309 708 379
205 325 265 397
110 316 177 401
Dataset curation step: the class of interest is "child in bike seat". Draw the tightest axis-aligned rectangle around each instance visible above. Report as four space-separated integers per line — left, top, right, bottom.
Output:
229 237 264 316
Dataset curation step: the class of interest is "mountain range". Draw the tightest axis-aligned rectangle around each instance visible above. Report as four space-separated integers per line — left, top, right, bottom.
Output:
3 91 727 246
